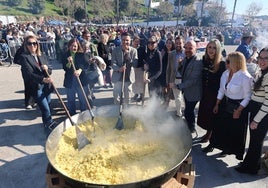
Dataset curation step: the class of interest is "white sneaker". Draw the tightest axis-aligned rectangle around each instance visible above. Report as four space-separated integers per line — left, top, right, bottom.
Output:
176 112 182 117
26 105 32 110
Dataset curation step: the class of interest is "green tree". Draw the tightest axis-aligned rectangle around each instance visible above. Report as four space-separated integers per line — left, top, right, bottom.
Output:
74 7 86 22
182 4 195 18
113 0 129 24
90 0 113 24
28 0 45 14
128 0 143 24
7 0 23 6
156 1 174 20
174 0 195 16
55 0 68 16
54 0 82 18
119 0 129 12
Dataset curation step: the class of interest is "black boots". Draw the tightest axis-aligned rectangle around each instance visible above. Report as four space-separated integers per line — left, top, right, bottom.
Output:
132 93 143 102
202 144 214 153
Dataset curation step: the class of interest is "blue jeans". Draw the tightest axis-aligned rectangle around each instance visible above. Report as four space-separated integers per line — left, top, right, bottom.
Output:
66 79 90 116
184 97 198 132
36 84 52 126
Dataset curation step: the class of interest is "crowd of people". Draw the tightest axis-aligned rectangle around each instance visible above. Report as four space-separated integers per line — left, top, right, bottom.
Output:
1 20 267 176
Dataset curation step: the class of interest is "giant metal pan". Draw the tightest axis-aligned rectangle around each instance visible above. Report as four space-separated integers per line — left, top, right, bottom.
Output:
46 105 192 188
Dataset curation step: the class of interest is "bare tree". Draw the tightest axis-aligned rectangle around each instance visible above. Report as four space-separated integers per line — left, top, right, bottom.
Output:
245 2 262 27
207 1 227 26
246 2 262 17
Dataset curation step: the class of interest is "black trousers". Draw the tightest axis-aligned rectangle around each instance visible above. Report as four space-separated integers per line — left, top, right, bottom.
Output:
242 100 268 171
184 97 198 132
24 79 35 107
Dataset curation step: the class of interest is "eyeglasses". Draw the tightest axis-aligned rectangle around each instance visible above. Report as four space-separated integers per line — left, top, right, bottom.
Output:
27 42 38 46
257 56 268 62
148 41 156 45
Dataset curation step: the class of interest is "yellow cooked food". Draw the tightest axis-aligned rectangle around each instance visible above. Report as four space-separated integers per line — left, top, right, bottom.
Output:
54 117 182 185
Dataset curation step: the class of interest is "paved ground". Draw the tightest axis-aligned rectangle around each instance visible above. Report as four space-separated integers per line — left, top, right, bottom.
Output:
0 46 268 188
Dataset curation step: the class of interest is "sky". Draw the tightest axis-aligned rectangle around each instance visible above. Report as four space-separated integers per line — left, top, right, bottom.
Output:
224 0 268 16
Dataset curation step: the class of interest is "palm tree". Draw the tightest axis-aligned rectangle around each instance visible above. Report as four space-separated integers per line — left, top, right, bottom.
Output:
231 0 237 27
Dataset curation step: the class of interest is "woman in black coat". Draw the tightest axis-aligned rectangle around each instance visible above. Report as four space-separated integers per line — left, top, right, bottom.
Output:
197 39 226 143
62 38 91 116
20 35 56 131
144 36 162 97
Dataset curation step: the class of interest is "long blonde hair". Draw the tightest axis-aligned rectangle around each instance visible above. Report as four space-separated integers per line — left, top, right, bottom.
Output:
204 39 222 72
228 51 247 72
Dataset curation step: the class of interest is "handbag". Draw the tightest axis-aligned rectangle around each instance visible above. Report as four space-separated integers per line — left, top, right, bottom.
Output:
85 63 99 84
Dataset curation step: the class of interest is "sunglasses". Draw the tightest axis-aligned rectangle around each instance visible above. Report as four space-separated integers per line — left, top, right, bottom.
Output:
27 42 38 46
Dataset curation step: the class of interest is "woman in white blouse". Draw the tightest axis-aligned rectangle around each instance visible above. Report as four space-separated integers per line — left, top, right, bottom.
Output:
204 52 253 160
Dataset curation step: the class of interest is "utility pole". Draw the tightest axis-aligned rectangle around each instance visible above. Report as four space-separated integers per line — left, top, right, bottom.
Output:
176 0 181 28
200 0 205 26
231 0 237 28
116 0 119 26
84 0 87 24
147 0 151 27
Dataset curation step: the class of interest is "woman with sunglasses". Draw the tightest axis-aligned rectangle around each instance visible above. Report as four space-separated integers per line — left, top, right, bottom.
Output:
20 35 56 134
144 36 162 97
235 48 268 175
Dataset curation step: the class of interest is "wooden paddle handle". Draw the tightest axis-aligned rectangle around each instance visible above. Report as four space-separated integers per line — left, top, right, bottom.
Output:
44 69 75 125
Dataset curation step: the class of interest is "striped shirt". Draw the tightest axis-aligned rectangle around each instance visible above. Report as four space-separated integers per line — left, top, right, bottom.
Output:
251 73 268 123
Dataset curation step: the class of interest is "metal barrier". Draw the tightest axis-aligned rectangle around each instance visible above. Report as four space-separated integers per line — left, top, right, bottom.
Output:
0 42 9 62
38 40 57 61
1 39 58 66
8 39 22 64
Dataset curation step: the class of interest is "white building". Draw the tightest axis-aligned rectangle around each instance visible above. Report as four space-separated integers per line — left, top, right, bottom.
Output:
0 15 16 25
